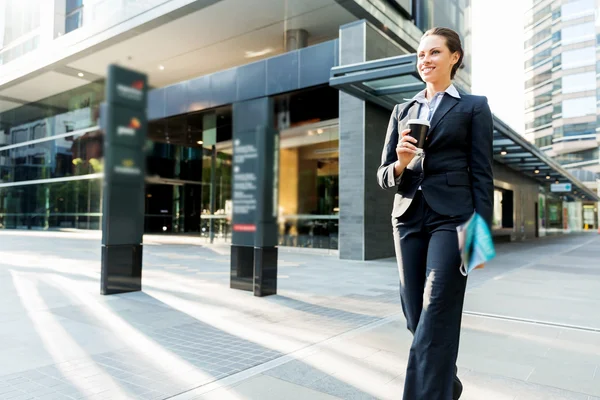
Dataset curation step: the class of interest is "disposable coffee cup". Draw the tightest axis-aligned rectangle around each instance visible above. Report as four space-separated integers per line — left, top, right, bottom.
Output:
407 119 430 156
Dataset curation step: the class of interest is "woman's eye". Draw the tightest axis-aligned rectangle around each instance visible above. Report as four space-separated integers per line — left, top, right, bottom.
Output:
432 50 440 54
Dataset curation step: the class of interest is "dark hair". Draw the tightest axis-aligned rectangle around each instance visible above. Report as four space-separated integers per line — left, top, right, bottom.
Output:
422 27 464 79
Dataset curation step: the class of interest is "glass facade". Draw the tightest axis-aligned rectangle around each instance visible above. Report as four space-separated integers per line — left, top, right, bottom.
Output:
142 85 340 248
0 79 105 230
524 0 600 184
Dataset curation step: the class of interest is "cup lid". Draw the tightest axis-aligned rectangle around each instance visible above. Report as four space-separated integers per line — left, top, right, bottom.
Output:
407 119 430 127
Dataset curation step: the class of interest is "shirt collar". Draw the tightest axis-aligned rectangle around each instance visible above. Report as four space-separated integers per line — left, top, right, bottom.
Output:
409 84 461 103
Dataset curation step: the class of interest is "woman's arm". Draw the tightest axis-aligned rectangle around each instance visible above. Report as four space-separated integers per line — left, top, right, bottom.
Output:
377 105 401 190
469 96 494 228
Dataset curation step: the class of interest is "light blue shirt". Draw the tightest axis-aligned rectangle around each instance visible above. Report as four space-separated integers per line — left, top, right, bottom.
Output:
411 84 461 121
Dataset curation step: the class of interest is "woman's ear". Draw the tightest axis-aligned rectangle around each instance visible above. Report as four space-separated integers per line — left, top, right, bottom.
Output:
450 51 460 66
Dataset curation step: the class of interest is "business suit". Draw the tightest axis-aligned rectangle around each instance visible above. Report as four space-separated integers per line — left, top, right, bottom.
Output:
377 92 494 399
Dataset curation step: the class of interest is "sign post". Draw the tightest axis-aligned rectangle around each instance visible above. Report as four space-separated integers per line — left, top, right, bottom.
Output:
100 65 148 295
230 98 279 297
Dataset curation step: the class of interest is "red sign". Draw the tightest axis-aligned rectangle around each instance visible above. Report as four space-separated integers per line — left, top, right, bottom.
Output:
233 224 257 232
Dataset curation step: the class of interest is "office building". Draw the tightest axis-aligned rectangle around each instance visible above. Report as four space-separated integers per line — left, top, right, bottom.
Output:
0 0 597 260
524 0 599 231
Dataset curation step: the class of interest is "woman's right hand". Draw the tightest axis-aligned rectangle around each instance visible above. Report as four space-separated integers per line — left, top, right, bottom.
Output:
394 129 418 175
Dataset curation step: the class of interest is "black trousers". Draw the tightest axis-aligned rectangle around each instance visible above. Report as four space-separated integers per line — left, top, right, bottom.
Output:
392 191 470 400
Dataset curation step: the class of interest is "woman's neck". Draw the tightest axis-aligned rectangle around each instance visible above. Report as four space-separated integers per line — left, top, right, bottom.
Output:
426 81 452 100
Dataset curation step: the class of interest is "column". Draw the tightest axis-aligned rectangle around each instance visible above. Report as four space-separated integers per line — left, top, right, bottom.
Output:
230 97 279 297
100 65 148 295
338 21 406 260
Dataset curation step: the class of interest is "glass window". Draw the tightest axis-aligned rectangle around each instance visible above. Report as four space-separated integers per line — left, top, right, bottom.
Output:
66 10 83 33
66 0 84 13
0 131 104 185
554 148 599 165
0 178 102 230
525 48 551 69
525 27 551 48
526 112 553 130
563 122 598 137
562 96 596 118
535 135 553 147
562 72 596 94
561 22 595 45
65 0 84 33
525 4 551 28
561 0 595 21
525 90 552 109
0 81 104 147
525 69 552 89
561 47 595 69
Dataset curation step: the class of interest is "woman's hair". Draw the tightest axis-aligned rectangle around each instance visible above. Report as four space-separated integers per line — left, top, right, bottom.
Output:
422 27 464 79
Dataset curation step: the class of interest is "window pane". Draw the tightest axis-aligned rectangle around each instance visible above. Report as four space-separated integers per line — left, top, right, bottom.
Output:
561 0 595 21
561 47 595 69
66 0 84 13
554 148 599 165
562 96 596 118
0 179 102 230
0 131 104 185
561 22 595 45
66 10 83 33
562 72 596 94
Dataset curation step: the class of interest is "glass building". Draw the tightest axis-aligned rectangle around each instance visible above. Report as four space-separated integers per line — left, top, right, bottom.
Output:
524 0 599 230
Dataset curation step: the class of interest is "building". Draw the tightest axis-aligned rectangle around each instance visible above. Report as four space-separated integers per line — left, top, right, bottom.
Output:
0 0 597 260
523 0 600 232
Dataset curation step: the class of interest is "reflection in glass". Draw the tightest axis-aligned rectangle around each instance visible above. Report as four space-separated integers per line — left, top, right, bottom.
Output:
0 178 102 230
0 130 104 185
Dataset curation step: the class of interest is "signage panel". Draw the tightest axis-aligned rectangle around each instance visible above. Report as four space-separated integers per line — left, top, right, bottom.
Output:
106 65 148 110
551 183 572 192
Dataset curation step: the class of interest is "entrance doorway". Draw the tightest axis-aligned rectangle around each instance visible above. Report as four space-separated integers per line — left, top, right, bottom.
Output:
144 177 203 234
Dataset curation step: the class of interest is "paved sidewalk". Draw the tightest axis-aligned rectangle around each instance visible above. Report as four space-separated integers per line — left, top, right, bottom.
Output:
0 231 599 399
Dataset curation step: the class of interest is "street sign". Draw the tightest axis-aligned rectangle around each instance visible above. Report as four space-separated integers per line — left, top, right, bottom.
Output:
551 183 572 192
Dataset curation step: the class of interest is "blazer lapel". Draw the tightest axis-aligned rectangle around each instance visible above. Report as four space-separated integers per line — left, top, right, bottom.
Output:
428 95 459 137
397 100 418 123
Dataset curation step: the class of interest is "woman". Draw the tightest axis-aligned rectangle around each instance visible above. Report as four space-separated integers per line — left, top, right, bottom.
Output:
377 27 494 399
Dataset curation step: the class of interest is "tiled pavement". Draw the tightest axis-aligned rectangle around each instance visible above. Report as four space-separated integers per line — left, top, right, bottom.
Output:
0 231 599 399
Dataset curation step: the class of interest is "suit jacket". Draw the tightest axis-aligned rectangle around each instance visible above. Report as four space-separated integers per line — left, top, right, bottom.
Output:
376 93 494 228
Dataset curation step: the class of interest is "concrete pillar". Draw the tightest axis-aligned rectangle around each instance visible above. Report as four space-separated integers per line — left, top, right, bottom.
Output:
338 21 406 260
285 29 308 51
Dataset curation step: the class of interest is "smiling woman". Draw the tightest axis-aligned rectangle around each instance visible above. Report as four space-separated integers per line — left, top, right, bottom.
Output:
377 26 494 400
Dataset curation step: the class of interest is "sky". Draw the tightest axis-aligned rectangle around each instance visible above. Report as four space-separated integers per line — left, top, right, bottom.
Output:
471 0 527 134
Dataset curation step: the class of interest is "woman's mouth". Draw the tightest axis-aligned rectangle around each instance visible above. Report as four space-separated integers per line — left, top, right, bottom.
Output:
422 66 435 74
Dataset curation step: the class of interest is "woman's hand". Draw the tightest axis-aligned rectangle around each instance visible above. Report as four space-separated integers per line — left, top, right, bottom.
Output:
394 129 418 176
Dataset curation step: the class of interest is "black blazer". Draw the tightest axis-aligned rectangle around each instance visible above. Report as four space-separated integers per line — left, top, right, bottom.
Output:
377 94 494 228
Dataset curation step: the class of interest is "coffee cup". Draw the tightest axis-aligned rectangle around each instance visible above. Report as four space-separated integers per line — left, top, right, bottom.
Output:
407 119 430 156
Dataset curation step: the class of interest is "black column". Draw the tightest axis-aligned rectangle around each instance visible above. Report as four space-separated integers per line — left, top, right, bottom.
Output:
100 65 148 295
230 97 279 297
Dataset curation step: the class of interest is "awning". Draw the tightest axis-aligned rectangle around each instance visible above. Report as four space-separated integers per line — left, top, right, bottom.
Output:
330 54 599 202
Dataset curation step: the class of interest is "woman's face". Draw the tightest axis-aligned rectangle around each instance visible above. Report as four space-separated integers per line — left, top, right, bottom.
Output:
417 35 460 84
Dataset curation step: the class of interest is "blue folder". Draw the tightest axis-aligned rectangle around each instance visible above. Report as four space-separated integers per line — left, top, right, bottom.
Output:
456 212 496 276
